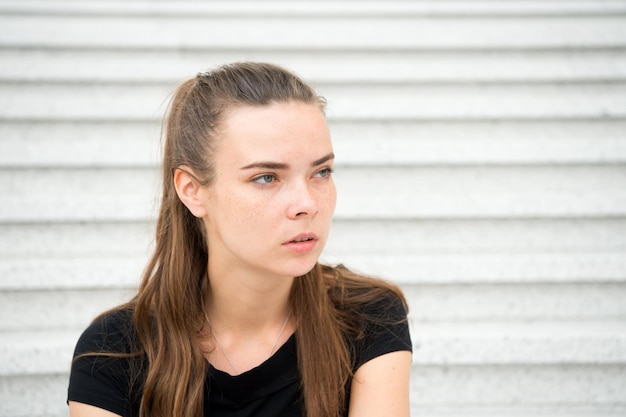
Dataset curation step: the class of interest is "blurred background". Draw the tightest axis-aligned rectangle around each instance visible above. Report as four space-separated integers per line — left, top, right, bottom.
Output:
1 1 626 416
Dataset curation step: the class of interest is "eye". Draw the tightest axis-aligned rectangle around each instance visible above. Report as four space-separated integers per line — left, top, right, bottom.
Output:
314 168 333 178
252 174 277 184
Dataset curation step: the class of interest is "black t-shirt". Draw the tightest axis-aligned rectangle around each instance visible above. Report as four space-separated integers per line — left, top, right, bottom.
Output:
68 293 411 417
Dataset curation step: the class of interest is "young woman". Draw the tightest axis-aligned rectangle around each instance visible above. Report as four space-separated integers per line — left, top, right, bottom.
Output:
68 62 412 417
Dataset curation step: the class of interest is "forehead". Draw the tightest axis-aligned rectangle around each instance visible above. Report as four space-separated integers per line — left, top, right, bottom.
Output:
216 101 332 162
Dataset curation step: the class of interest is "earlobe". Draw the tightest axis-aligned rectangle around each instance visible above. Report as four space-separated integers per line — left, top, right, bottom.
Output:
173 166 208 218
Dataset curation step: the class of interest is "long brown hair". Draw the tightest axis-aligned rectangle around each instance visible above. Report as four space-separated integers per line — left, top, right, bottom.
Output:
101 62 407 417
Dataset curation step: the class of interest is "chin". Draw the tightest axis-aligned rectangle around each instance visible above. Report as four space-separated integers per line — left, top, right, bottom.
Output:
279 259 319 279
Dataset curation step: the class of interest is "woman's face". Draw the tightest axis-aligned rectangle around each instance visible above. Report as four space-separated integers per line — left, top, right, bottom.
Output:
201 100 336 280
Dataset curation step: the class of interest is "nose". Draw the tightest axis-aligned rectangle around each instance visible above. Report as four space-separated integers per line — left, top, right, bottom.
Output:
287 181 319 219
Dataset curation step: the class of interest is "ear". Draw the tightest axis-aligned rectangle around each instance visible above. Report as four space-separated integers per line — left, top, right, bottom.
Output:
174 166 208 218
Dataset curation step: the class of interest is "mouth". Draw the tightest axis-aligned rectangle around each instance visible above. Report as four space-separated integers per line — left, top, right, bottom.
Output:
282 234 319 253
291 236 314 243
284 233 318 244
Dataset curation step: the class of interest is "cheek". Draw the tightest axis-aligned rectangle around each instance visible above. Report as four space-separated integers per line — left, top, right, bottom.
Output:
219 190 278 229
207 189 244 232
319 182 337 214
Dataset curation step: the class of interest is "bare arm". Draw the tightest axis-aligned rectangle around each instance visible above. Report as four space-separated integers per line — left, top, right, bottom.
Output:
348 350 412 417
69 401 122 417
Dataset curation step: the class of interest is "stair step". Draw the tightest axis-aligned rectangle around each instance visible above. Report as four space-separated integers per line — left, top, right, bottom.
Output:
0 258 145 289
333 165 626 219
2 284 625 331
1 330 80 376
2 1 626 18
2 119 626 168
327 218 626 255
0 289 132 331
322 83 626 120
0 222 153 258
404 283 626 322
2 165 625 222
2 322 625 376
2 49 626 83
412 321 626 365
2 82 626 121
409 364 626 410
327 252 626 284
0 373 68 417
0 165 626 222
1 370 625 417
2 219 624 260
1 13 625 50
1 253 625 292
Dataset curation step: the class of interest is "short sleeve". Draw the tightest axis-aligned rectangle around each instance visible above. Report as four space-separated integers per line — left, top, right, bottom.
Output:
67 310 141 417
352 291 412 371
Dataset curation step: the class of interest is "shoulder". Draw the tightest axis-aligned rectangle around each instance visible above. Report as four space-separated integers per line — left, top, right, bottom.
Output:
358 284 408 320
69 308 143 416
326 263 409 323
324 264 413 370
73 308 137 357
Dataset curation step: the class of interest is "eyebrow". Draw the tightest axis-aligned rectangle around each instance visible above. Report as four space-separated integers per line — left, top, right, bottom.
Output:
240 152 335 170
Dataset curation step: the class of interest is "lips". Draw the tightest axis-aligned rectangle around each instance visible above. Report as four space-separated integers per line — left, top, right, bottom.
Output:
282 233 319 253
284 233 318 244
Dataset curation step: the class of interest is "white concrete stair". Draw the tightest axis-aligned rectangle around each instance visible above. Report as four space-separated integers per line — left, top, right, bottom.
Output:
1 1 625 416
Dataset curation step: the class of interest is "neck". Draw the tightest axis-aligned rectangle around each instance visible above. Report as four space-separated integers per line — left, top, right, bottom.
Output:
204 266 294 335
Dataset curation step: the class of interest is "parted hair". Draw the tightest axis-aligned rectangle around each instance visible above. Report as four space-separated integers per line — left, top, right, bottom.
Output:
92 62 407 417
